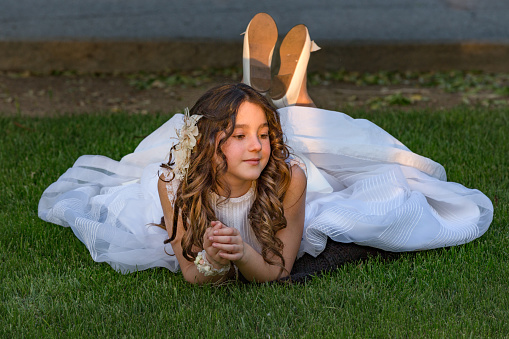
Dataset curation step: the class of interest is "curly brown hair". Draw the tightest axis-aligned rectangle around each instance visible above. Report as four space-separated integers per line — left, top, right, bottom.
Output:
161 83 292 274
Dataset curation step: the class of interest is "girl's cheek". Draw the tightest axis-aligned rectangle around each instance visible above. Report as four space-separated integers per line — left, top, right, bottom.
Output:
263 140 271 153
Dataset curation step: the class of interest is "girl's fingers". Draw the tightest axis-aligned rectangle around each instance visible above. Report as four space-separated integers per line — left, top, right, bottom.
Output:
204 225 224 243
203 228 215 247
204 227 215 237
209 235 240 244
211 221 225 229
208 226 242 245
212 227 238 236
211 242 242 253
218 251 243 261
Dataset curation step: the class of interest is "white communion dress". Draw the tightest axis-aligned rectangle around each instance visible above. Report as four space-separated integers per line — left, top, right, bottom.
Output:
38 106 493 273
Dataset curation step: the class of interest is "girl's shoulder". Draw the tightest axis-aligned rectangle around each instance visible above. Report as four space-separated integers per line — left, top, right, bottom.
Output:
289 162 307 189
283 160 307 209
287 155 307 178
158 168 180 206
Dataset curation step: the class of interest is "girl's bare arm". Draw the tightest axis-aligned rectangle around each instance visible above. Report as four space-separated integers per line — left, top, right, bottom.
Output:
157 176 232 285
210 164 307 282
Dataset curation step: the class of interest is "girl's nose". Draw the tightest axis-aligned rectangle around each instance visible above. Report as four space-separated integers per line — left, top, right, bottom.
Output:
248 136 262 152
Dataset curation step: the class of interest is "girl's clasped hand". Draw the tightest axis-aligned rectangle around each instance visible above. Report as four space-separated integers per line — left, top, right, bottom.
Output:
206 221 245 264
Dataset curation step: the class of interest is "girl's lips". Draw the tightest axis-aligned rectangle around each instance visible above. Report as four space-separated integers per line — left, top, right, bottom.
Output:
244 159 260 165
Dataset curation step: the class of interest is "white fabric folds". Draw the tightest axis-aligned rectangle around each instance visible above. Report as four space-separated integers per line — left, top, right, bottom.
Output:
38 107 493 273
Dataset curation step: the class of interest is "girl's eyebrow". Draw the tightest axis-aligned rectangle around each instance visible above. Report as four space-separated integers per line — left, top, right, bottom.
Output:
234 122 269 128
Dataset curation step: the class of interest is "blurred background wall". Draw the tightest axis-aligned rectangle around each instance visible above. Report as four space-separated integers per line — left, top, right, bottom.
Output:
1 0 508 72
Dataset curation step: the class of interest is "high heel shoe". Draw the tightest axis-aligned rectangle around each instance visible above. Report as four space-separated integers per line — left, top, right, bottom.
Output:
269 24 320 108
242 13 278 95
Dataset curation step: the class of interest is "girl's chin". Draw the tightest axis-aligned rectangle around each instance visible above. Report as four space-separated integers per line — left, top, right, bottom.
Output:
224 173 262 186
238 174 262 183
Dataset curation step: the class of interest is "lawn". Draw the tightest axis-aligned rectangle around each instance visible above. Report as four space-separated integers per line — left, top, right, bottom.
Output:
1 107 508 337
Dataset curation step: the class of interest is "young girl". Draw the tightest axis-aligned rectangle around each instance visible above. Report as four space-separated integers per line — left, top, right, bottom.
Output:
38 14 493 284
158 83 307 284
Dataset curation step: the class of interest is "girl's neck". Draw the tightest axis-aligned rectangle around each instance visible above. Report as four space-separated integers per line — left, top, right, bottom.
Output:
216 180 254 198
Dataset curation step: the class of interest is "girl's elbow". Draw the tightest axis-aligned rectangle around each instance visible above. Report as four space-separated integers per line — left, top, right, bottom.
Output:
183 274 199 284
181 266 201 285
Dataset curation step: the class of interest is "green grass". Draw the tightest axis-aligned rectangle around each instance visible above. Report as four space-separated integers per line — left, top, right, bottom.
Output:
1 107 508 337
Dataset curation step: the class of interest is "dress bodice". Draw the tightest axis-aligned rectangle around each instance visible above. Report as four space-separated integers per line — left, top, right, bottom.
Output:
209 184 261 253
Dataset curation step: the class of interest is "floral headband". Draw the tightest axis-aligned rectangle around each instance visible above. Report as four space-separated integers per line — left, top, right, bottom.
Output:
171 108 203 181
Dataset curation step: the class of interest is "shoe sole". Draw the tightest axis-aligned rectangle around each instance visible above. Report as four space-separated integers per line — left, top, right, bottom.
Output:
243 13 278 93
270 24 309 104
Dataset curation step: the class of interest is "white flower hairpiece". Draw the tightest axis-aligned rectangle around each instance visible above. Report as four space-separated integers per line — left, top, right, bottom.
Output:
171 108 202 181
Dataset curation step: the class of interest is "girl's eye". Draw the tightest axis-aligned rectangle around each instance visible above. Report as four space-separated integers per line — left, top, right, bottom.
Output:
260 133 269 139
233 135 245 140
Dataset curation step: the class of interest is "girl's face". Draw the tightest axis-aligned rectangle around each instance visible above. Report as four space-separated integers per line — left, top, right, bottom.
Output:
218 101 271 193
